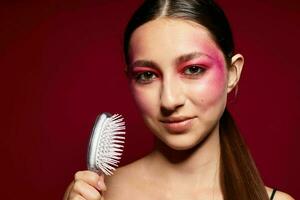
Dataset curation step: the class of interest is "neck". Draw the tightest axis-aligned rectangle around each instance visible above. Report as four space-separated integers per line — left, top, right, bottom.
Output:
144 123 221 190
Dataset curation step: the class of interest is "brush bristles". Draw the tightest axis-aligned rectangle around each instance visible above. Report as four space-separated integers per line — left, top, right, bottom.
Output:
95 114 126 175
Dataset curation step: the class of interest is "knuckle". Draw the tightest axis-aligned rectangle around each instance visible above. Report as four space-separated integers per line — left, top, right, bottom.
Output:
91 192 102 200
96 192 103 200
74 171 81 180
72 194 83 200
86 184 101 200
90 174 99 183
73 180 83 192
68 192 80 200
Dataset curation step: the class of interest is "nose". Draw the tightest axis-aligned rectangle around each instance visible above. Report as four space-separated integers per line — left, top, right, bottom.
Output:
160 76 185 115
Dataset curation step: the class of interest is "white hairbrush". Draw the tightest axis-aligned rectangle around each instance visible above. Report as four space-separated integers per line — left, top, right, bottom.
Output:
87 113 126 175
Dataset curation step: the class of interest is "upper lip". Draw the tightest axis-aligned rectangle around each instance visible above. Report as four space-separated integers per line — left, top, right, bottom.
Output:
160 116 194 123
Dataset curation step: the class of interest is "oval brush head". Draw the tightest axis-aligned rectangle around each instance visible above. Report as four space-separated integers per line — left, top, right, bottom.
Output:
87 113 126 175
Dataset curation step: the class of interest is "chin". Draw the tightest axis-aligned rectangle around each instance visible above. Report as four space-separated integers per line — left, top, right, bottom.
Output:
161 133 206 151
168 143 196 151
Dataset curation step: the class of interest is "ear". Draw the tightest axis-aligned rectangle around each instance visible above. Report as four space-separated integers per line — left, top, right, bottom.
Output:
227 54 244 93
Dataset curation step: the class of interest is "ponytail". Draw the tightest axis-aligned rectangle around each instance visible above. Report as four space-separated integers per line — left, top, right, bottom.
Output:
220 109 269 200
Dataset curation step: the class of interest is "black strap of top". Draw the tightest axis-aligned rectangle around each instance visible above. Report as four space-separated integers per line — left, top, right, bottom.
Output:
270 188 277 200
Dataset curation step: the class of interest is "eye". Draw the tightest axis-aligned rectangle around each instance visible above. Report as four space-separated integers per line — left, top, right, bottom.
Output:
183 65 205 76
135 71 157 84
183 65 204 75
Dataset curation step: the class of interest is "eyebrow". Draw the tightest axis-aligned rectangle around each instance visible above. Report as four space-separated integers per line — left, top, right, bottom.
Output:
130 60 158 70
175 52 209 65
129 51 210 70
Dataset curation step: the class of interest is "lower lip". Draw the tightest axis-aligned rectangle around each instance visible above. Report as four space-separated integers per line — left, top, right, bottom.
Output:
161 118 194 133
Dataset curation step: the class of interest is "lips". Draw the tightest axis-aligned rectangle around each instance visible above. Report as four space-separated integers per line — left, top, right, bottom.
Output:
160 117 195 133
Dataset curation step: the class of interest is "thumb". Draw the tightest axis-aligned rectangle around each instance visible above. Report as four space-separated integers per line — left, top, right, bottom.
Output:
97 172 107 191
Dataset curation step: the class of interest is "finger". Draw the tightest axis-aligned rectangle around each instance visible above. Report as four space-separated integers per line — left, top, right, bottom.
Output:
63 182 74 200
69 193 86 200
97 173 107 191
73 179 102 200
74 171 106 191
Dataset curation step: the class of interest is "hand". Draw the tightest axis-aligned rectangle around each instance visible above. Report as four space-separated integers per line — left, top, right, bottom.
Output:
63 170 107 200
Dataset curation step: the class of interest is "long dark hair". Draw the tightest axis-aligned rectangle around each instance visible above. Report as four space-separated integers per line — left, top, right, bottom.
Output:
123 0 269 199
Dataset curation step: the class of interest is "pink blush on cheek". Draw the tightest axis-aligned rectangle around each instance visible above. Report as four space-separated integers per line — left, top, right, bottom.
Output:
207 71 227 105
197 43 228 89
205 56 227 96
188 54 227 102
189 70 227 113
210 69 227 96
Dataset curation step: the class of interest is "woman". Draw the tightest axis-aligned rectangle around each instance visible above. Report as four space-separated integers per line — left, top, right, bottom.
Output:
64 0 294 199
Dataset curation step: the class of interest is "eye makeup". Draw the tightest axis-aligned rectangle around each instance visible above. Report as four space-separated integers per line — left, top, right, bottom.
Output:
181 65 206 77
176 55 214 79
129 44 226 85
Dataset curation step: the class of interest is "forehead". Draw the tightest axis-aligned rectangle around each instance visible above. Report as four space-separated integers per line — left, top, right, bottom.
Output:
129 18 223 62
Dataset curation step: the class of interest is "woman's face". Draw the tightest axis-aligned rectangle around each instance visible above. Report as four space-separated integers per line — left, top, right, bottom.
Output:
127 18 231 150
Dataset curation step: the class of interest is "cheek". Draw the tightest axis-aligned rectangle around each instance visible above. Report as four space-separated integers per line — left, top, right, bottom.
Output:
130 84 159 116
189 68 227 106
209 68 227 96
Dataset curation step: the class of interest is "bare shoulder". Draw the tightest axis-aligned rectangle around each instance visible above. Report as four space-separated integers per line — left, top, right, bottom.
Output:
273 191 295 200
266 186 295 200
103 158 148 200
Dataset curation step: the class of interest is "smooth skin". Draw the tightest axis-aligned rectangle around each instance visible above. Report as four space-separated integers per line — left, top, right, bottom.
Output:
64 171 106 200
63 18 294 200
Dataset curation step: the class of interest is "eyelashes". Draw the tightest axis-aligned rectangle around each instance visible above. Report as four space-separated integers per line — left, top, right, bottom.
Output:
182 65 205 77
131 65 206 84
134 71 158 84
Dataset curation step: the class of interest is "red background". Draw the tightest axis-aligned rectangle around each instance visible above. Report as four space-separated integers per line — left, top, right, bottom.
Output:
1 0 299 199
